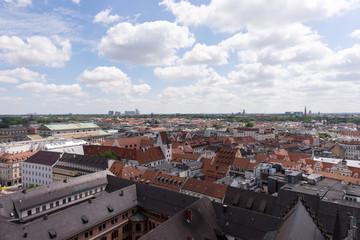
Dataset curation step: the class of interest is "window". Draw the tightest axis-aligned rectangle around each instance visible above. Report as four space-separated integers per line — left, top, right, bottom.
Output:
42 205 46 211
68 197 71 202
36 207 40 213
85 232 88 238
50 203 54 208
98 225 102 231
136 224 141 233
56 201 59 206
27 209 32 216
63 199 66 204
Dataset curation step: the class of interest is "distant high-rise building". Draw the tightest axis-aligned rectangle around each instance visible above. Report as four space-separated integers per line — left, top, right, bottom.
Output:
115 111 121 116
135 108 140 115
304 106 307 116
242 109 246 115
108 111 114 116
309 110 312 115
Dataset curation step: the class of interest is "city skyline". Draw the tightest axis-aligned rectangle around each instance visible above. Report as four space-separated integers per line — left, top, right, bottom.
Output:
1 0 360 114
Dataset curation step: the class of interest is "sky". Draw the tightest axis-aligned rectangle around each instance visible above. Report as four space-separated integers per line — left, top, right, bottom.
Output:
1 0 360 114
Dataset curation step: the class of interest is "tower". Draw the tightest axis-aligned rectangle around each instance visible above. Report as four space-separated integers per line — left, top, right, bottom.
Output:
304 106 307 116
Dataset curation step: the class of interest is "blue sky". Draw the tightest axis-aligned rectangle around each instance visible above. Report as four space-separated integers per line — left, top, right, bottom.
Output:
1 0 360 114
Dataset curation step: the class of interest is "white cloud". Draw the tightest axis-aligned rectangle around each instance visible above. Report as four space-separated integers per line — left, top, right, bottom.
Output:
349 29 360 39
180 43 228 65
98 21 195 65
0 35 71 67
72 0 80 5
0 97 23 104
0 67 46 84
0 88 6 92
154 65 213 81
160 0 360 32
4 0 31 7
77 66 151 95
93 8 120 24
16 82 87 97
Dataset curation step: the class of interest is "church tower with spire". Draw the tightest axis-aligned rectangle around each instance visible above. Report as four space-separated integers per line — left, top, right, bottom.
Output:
304 106 307 116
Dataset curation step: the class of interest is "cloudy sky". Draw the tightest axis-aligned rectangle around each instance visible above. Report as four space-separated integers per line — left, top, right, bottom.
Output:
1 0 360 114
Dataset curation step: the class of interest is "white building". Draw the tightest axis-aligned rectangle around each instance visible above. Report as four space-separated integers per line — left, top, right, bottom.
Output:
154 132 172 162
37 123 109 143
0 138 87 155
233 127 275 141
21 151 61 188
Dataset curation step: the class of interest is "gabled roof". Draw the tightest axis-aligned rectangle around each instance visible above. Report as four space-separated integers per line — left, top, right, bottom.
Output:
275 198 326 240
141 197 224 240
152 173 186 191
0 151 38 163
201 162 229 182
55 153 108 172
182 178 227 199
109 162 126 177
84 145 165 164
24 151 61 166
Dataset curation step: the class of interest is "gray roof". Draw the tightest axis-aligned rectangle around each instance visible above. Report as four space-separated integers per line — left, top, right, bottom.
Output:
54 153 108 173
24 151 61 166
6 184 137 240
129 211 148 222
141 197 224 240
275 198 326 240
0 170 112 218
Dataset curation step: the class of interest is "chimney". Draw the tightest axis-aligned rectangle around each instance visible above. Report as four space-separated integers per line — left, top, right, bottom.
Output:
186 209 193 220
223 204 228 214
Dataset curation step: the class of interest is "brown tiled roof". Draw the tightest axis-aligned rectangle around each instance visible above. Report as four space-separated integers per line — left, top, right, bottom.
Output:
254 154 268 162
160 131 170 145
0 151 38 163
231 158 250 171
313 170 360 184
139 169 159 184
213 147 239 167
200 158 212 165
102 136 154 149
245 160 259 171
288 152 311 162
152 173 186 191
182 178 228 199
201 162 229 182
109 162 126 177
121 166 146 182
266 158 301 169
84 145 165 164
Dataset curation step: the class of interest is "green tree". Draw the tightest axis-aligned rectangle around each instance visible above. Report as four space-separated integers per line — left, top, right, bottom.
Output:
318 132 331 138
245 122 254 127
97 151 119 160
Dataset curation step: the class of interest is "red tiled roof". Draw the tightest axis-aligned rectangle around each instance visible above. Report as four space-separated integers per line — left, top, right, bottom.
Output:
152 173 186 191
182 178 228 199
121 166 146 182
313 170 360 184
213 147 239 167
0 151 38 163
201 162 229 182
139 169 159 184
109 162 126 177
84 145 165 164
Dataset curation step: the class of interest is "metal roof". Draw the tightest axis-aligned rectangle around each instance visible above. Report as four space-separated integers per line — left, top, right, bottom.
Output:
41 123 100 131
